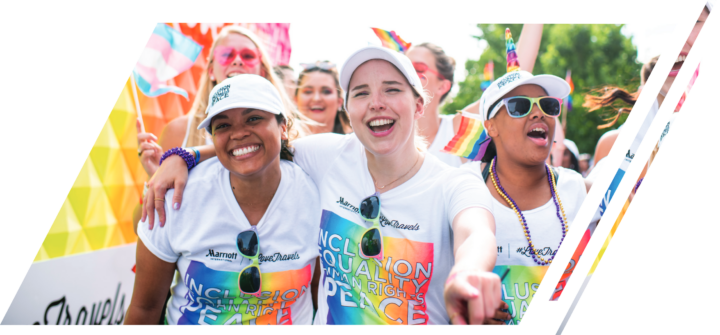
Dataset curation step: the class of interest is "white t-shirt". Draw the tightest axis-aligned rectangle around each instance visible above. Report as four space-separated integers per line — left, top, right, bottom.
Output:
137 158 320 325
460 162 586 324
292 133 494 325
426 114 462 168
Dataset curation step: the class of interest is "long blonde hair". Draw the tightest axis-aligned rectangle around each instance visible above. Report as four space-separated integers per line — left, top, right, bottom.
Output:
185 25 308 147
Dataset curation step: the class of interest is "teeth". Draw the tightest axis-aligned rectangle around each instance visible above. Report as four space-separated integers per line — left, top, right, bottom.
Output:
232 145 259 156
532 128 546 133
369 119 394 127
227 73 240 78
676 55 686 63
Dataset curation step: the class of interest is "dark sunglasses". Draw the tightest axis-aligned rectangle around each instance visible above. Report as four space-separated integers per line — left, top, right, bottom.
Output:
236 226 262 297
490 96 563 119
359 193 383 260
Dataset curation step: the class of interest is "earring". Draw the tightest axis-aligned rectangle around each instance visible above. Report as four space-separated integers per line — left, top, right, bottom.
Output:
210 75 215 81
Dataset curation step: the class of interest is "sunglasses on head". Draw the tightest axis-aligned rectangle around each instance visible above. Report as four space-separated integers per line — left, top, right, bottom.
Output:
214 46 261 67
412 62 446 81
490 96 563 119
359 193 383 260
236 226 262 297
300 61 336 71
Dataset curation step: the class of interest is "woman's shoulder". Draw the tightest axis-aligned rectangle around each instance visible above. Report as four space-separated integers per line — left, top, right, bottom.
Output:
292 132 360 159
185 157 224 189
159 115 190 148
281 160 318 189
555 166 586 193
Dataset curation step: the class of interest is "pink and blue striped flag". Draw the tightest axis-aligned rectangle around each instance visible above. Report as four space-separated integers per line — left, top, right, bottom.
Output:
133 23 203 99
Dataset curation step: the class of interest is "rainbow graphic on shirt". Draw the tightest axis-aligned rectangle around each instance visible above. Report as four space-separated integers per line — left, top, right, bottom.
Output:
441 112 491 161
493 265 549 325
371 27 412 53
318 210 434 325
505 28 521 73
176 260 311 325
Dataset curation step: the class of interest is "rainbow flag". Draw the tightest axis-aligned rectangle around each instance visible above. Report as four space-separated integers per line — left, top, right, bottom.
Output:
441 112 491 161
480 61 495 91
133 23 202 99
506 28 520 72
565 69 574 111
371 27 411 53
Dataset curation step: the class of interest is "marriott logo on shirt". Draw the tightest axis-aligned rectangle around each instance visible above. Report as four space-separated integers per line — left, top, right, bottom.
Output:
205 249 237 262
335 196 420 231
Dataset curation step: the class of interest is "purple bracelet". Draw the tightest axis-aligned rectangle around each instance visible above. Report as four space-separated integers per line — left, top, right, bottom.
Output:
159 147 196 170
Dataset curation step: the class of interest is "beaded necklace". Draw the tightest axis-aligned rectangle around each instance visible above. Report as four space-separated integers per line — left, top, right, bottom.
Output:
489 157 568 265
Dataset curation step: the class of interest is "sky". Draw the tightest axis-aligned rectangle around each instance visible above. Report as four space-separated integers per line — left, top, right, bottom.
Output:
286 21 686 99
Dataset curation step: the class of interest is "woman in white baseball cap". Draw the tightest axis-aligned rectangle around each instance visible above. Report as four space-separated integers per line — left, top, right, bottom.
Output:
453 28 587 324
127 74 320 325
143 45 504 325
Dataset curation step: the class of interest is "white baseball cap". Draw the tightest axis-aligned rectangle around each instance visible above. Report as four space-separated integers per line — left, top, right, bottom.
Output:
198 74 285 133
339 45 423 104
479 70 571 122
563 139 580 160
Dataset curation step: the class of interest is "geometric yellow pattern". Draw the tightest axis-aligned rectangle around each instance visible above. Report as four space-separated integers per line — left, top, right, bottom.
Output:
34 79 144 262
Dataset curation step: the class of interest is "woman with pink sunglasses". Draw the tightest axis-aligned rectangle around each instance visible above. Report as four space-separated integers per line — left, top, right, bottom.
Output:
405 24 544 168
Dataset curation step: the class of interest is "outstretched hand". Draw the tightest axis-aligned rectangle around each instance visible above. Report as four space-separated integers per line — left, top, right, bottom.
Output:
444 270 502 325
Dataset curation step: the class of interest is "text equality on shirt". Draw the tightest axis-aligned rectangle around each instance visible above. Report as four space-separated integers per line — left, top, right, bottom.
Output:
318 209 433 325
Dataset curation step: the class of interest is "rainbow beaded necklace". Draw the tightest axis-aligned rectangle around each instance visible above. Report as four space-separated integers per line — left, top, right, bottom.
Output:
489 157 568 265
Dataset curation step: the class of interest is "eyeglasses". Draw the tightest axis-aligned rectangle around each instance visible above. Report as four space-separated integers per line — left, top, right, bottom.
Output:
236 226 262 297
412 62 446 81
214 46 261 68
359 193 383 260
300 61 336 71
490 96 563 119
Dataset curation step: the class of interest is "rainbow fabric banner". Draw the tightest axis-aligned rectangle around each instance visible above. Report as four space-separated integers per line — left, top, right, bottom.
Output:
480 61 495 91
133 23 203 99
441 112 491 161
371 27 412 53
505 28 520 72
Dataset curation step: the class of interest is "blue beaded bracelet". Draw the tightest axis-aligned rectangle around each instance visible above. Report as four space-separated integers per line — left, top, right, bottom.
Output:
188 147 200 165
159 147 196 170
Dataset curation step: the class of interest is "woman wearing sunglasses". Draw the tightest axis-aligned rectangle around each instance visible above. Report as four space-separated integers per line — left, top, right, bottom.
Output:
294 61 352 134
135 25 305 180
126 75 320 325
406 24 544 168
143 46 504 325
456 31 586 324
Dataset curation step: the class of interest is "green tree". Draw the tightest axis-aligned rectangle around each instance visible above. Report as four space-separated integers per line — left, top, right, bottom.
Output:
443 24 641 155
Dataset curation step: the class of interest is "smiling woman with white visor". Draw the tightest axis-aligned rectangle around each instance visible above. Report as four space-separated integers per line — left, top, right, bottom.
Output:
141 45 505 325
126 75 320 325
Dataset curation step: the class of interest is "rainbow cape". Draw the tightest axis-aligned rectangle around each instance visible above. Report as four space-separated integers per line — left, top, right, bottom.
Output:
505 28 520 72
441 112 491 161
371 27 412 53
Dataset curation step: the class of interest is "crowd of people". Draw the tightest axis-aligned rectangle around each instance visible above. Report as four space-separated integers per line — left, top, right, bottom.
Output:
125 5 711 325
